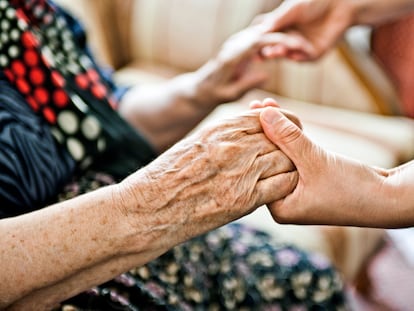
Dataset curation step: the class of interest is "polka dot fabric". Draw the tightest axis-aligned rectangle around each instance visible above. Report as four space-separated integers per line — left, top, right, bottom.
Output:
0 0 119 169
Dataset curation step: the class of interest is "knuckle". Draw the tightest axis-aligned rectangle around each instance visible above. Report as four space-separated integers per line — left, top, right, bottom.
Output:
276 151 295 171
276 172 298 198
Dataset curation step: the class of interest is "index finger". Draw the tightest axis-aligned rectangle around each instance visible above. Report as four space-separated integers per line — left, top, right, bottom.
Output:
259 31 315 60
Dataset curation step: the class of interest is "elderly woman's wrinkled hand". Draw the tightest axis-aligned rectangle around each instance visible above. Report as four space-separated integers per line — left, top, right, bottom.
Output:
190 24 310 110
120 109 297 247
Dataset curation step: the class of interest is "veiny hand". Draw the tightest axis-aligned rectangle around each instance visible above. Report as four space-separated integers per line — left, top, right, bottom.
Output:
257 0 355 61
191 25 310 109
258 100 398 228
122 109 298 247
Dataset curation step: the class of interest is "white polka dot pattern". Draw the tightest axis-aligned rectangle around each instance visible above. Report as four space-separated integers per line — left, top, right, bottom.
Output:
57 110 79 134
67 137 85 161
81 115 101 140
0 1 115 166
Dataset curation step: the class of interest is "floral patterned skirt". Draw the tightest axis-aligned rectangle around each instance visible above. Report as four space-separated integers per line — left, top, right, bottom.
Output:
57 172 347 311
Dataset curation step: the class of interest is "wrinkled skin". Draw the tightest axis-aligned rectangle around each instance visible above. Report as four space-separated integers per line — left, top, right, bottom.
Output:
121 109 298 249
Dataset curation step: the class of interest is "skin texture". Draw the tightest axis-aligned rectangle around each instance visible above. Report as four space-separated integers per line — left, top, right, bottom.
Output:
252 0 414 61
2 109 298 310
257 99 414 229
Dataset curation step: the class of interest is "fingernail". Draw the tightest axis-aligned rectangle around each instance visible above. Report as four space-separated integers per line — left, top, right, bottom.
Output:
261 108 279 125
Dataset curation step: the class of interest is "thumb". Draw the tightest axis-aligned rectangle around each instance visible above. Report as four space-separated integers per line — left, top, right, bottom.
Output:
260 107 311 165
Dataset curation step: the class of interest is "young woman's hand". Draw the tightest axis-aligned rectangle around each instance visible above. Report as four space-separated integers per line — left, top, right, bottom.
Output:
256 0 355 61
257 99 412 228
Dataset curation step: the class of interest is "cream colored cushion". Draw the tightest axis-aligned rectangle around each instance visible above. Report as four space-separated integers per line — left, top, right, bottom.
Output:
128 0 280 70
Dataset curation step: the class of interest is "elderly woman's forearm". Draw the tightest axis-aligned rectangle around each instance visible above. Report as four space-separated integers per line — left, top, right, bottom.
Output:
0 181 165 308
7 253 165 310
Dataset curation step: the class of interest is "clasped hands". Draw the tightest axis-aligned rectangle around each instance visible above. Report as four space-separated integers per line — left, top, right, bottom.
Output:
122 93 387 254
124 98 406 239
121 105 300 248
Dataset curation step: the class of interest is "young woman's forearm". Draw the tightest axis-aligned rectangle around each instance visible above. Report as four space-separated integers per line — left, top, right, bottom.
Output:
350 0 414 25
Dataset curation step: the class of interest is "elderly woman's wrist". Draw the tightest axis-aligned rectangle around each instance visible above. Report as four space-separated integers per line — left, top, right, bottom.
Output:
115 170 182 254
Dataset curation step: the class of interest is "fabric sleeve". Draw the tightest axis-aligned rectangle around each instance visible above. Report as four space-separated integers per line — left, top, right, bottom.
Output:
0 76 75 218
